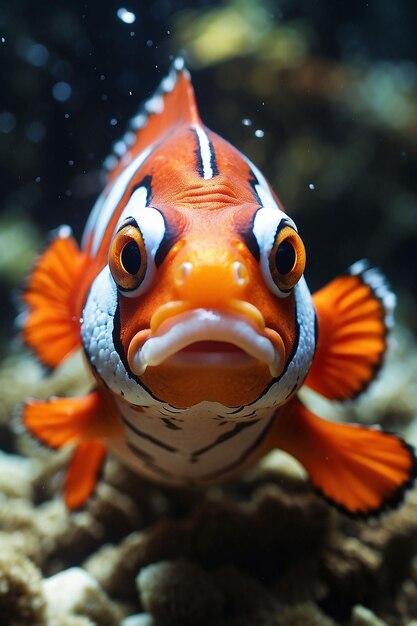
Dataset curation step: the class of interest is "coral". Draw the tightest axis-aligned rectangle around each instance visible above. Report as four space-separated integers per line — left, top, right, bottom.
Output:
0 549 46 625
43 567 122 626
121 615 155 626
274 602 338 626
350 605 388 626
137 560 224 626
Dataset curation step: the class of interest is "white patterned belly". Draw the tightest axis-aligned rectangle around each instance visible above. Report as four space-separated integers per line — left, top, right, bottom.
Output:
108 401 276 486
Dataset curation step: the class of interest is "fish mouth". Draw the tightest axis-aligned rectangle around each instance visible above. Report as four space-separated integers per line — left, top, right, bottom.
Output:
127 306 285 378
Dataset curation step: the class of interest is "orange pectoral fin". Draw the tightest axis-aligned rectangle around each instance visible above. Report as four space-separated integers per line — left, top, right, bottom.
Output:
23 390 123 509
65 440 107 510
305 260 395 401
23 389 123 448
270 398 416 516
22 226 86 369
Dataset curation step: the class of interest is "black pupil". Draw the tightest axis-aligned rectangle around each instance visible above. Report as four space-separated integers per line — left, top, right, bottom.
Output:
275 239 296 275
121 240 142 275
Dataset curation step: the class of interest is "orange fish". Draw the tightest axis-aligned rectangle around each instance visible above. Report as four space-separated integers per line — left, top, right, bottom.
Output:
21 59 416 515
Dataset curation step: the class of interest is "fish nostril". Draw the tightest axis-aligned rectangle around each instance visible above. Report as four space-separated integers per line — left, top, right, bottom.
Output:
175 262 193 287
232 262 249 287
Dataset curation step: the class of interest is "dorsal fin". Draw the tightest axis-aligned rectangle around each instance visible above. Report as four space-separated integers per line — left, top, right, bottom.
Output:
104 57 200 183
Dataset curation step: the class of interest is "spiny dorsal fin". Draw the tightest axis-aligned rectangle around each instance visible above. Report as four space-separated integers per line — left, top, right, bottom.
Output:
104 58 200 182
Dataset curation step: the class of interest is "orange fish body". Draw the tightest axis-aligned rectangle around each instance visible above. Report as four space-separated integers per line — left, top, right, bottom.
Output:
22 59 416 514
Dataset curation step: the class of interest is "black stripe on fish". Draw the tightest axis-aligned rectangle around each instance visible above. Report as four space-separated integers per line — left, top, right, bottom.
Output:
190 419 259 460
199 415 275 481
122 415 178 453
126 441 173 480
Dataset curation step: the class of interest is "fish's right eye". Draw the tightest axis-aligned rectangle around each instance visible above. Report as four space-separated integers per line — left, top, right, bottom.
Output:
109 224 147 291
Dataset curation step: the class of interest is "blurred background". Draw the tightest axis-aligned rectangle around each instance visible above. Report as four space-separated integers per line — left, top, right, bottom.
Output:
1 0 417 352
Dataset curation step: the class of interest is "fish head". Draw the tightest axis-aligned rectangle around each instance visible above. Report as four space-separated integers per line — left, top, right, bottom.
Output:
102 193 310 408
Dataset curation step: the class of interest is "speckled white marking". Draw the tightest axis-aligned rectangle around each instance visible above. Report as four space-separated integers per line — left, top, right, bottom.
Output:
145 94 164 114
123 131 136 147
249 277 316 410
82 266 157 407
130 112 147 130
113 140 127 157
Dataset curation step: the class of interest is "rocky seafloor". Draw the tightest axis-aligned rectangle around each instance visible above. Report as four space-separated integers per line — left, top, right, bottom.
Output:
0 325 417 626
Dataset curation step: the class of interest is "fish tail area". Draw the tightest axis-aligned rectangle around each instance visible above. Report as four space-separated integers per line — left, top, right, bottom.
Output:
21 226 86 369
65 440 107 510
23 389 122 448
305 260 396 400
269 397 416 516
106 57 200 183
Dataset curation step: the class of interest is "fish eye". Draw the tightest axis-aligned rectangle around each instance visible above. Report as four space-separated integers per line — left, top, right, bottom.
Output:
109 223 147 291
121 240 142 275
269 225 305 292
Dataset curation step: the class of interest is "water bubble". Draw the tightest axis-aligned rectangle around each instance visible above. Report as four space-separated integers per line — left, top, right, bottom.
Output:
146 39 153 47
308 183 316 190
117 8 136 24
26 43 49 67
242 118 252 126
130 31 135 37
35 176 41 183
1 37 5 44
110 118 118 126
26 121 46 143
68 159 75 166
0 111 16 134
254 129 264 138
52 81 72 102
64 113 70 119
100 74 105 81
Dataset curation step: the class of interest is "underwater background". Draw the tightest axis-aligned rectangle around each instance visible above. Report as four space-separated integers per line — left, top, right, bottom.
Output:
1 1 417 624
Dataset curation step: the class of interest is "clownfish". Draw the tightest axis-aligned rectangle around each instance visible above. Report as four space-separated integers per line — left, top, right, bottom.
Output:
21 58 416 515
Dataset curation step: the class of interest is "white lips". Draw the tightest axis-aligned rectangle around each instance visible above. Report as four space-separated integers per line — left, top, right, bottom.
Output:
129 309 283 377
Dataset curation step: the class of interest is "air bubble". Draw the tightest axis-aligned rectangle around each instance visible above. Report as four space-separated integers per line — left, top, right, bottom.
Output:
117 8 136 24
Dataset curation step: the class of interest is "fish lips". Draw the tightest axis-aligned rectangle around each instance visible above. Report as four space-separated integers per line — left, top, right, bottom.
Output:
127 308 285 378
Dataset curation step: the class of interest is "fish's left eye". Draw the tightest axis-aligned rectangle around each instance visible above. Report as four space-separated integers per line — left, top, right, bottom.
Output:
109 224 147 292
269 226 306 292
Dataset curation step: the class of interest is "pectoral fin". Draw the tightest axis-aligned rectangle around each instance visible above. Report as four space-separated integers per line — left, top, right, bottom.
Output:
65 440 107 510
23 389 123 509
22 226 86 369
305 261 395 400
23 389 122 447
270 397 416 516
